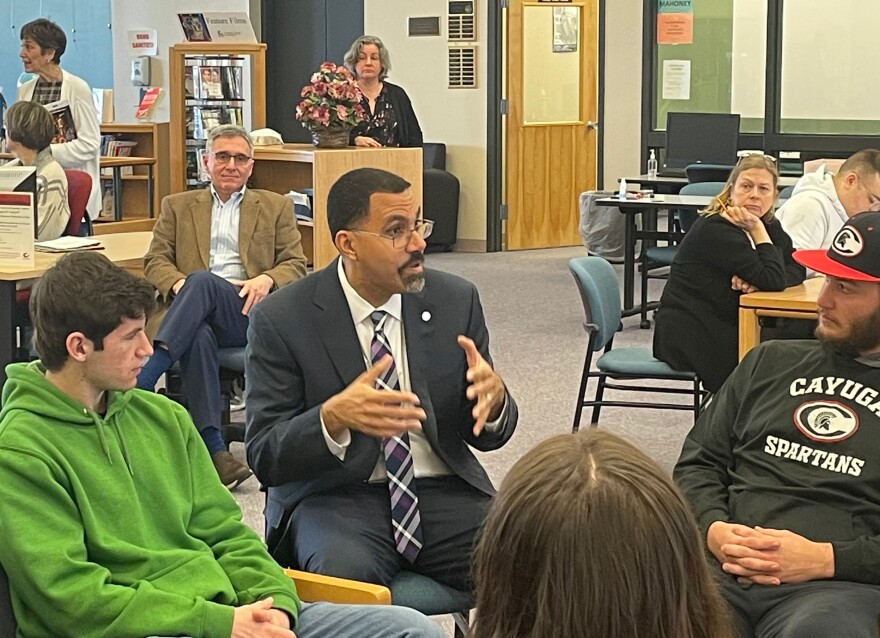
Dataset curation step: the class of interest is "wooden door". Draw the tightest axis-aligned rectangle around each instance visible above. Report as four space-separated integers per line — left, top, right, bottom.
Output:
506 1 598 249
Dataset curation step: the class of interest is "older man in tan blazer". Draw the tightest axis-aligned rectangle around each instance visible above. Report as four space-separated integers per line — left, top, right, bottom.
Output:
139 124 307 488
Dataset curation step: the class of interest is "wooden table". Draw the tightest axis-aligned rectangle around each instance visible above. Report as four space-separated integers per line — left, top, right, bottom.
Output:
0 232 152 384
738 276 823 359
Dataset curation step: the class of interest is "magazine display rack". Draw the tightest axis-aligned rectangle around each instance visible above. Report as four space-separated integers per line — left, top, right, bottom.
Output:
169 43 266 193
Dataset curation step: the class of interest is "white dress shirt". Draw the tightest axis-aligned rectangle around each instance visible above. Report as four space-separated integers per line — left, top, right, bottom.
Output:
208 185 247 282
321 260 456 480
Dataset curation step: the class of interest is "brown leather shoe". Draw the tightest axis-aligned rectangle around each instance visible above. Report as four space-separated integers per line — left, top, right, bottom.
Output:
211 450 252 490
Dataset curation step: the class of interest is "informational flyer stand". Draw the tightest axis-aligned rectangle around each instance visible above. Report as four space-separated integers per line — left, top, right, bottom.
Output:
0 166 37 268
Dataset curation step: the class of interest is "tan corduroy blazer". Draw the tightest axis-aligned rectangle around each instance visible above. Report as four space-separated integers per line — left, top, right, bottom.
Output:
143 188 308 336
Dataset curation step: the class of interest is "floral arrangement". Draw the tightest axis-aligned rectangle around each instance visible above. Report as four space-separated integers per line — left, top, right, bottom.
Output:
295 62 366 131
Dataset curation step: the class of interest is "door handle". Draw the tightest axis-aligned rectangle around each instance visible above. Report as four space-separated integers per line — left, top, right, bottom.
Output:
585 120 599 130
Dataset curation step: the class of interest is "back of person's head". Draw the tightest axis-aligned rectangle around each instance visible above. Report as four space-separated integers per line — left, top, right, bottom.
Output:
205 124 253 154
839 149 880 180
343 35 392 80
470 429 731 638
5 100 54 152
327 167 410 238
30 252 156 371
20 19 66 64
702 153 779 219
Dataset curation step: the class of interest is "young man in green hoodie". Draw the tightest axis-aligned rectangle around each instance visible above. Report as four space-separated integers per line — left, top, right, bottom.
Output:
0 251 441 638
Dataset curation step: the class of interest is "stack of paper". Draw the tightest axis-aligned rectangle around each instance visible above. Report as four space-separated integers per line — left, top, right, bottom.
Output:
35 237 102 253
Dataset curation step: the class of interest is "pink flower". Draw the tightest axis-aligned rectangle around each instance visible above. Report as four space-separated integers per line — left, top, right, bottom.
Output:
335 105 348 121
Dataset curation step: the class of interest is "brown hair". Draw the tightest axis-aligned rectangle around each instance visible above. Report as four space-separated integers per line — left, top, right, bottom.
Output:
30 252 156 371
470 430 732 638
839 148 880 180
701 154 779 221
5 101 54 152
20 18 66 64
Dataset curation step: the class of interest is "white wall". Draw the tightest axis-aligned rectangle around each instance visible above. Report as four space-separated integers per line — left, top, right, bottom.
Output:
365 0 489 245
110 0 250 123
602 0 642 190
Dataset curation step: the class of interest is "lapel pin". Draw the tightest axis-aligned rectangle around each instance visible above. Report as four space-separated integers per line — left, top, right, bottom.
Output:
421 311 431 322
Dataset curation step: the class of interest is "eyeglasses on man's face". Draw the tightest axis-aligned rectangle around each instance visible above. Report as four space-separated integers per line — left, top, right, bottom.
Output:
348 219 434 249
211 151 253 166
855 174 880 211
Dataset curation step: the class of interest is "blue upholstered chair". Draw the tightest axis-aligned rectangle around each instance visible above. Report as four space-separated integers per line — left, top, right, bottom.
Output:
779 184 794 199
638 181 724 327
569 256 705 431
685 163 734 183
390 571 471 637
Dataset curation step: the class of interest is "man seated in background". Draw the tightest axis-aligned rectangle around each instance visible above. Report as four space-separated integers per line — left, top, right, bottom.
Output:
0 252 442 638
138 124 307 489
777 149 880 274
245 168 518 593
674 212 880 637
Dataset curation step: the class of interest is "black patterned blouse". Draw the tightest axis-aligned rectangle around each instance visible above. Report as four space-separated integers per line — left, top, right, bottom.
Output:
350 85 401 147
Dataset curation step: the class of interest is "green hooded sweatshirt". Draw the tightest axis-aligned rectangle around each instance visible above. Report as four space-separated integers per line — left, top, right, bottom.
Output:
0 361 300 637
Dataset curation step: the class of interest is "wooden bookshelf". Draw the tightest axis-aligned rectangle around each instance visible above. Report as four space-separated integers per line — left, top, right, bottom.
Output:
169 42 266 194
98 122 170 219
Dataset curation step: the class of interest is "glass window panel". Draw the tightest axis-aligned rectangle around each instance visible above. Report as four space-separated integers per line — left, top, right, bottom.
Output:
654 0 766 134
522 5 581 124
780 0 880 135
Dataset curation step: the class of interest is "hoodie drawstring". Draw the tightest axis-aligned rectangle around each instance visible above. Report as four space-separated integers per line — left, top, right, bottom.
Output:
89 409 134 477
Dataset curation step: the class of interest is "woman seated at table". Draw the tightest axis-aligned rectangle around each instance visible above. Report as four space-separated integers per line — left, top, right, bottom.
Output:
5 100 69 239
343 35 423 148
653 154 805 393
470 429 732 638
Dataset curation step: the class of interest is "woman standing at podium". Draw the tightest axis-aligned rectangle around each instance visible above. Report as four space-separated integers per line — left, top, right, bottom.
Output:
653 155 805 393
344 35 423 148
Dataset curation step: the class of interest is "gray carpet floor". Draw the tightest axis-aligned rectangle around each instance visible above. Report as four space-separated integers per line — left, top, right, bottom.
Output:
229 246 693 534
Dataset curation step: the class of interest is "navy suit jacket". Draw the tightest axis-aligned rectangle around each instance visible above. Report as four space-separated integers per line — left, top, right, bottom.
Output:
245 260 518 537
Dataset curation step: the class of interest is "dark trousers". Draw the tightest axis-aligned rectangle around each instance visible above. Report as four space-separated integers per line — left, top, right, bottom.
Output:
156 271 248 433
718 565 880 637
271 476 491 593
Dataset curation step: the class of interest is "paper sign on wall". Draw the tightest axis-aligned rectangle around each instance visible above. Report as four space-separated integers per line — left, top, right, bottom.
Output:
128 30 158 56
657 13 694 45
662 60 691 100
0 166 37 268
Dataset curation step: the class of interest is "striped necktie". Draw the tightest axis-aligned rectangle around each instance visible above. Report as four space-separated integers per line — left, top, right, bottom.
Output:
370 310 423 563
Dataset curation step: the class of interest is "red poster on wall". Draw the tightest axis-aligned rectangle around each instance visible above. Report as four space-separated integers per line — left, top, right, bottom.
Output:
657 13 693 45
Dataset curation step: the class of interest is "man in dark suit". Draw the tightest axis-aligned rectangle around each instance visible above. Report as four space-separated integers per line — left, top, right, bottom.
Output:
138 124 307 489
245 167 517 592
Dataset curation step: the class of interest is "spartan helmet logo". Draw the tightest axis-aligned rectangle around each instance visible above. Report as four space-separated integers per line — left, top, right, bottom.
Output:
794 401 860 442
832 227 864 257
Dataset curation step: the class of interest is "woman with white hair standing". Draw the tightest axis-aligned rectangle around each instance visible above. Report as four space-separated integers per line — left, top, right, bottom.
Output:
343 35 423 148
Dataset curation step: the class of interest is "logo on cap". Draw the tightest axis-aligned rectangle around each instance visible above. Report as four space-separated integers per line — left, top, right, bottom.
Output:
832 227 864 257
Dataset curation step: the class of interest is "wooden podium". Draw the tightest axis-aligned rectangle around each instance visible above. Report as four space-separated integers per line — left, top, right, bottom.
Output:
251 145 423 269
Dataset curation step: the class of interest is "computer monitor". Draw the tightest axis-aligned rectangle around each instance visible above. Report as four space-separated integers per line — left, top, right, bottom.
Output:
663 112 741 170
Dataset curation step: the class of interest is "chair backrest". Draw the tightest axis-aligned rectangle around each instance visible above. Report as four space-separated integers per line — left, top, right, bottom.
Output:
678 181 725 232
685 163 733 184
63 169 92 236
422 142 447 170
0 562 16 637
568 256 622 351
779 184 794 199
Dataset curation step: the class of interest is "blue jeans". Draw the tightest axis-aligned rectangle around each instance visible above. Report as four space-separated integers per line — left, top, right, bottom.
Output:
148 601 443 637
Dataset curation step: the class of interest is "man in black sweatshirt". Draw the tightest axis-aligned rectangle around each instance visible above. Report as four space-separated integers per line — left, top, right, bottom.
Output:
675 211 880 638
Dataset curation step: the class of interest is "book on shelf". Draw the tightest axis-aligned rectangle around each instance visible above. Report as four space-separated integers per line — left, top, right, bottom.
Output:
192 65 243 100
136 87 162 121
188 105 243 140
185 149 211 185
100 182 116 219
100 137 139 176
45 100 77 144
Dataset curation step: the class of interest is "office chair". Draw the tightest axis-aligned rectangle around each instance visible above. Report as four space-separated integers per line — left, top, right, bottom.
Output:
685 163 734 183
779 185 794 199
569 256 705 432
638 182 724 328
